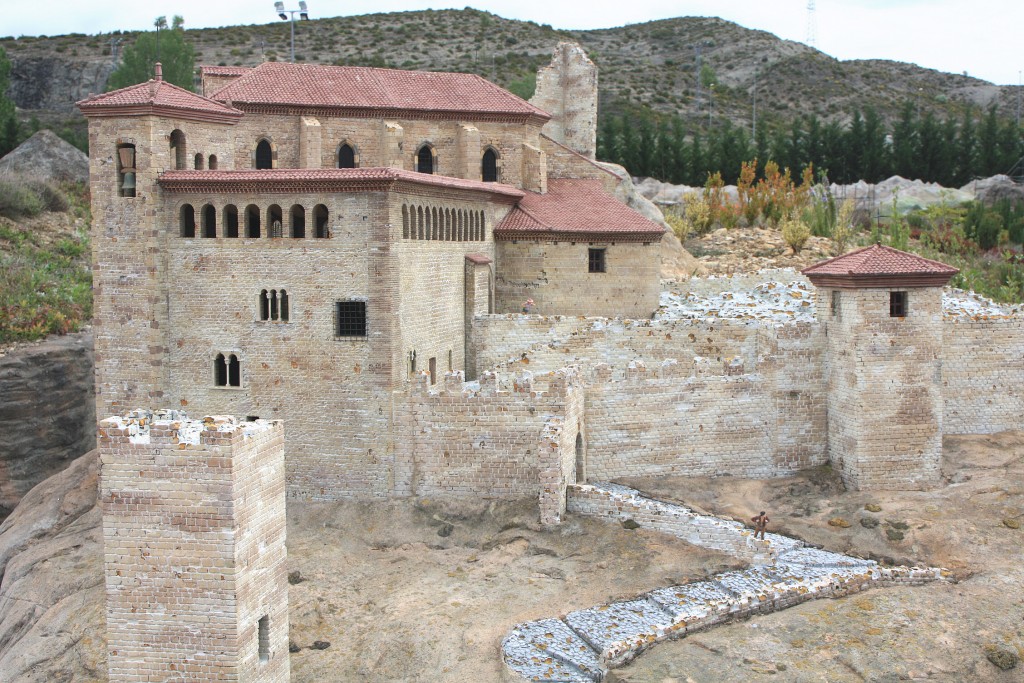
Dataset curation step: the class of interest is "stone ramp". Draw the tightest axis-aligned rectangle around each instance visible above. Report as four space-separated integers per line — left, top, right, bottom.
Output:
502 483 944 681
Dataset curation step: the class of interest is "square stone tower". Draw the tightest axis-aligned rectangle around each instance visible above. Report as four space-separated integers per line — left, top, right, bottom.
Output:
99 411 289 682
804 245 958 490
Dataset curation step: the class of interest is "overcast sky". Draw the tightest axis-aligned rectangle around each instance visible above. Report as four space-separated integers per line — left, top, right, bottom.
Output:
4 0 1021 85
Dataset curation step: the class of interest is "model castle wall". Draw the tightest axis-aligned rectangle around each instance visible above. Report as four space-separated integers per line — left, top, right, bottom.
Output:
99 411 289 682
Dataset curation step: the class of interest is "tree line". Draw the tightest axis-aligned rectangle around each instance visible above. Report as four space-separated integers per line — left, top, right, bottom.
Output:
597 102 1024 187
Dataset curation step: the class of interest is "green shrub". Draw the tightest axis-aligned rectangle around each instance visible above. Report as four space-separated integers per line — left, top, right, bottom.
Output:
781 214 811 254
0 180 43 218
964 201 1002 251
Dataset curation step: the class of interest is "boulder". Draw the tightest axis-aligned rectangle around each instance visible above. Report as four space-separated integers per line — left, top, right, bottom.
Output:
0 130 89 185
967 174 1024 205
0 333 95 513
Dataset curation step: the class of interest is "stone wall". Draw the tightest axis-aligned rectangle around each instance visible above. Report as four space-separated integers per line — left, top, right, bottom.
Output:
99 411 289 682
493 240 662 319
399 368 583 523
530 43 599 159
942 317 1024 434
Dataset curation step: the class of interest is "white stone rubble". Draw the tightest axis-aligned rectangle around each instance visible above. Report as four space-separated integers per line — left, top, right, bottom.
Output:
503 483 945 681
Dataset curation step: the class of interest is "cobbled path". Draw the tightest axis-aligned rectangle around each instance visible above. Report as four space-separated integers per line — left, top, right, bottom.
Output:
502 483 944 682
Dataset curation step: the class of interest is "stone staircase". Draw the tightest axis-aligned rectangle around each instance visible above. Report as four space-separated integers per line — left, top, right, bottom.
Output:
501 483 944 682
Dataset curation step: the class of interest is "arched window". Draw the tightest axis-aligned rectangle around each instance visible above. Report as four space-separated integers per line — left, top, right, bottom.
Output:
291 205 305 238
260 290 270 321
228 354 240 387
270 289 279 320
179 204 196 237
170 129 186 170
201 204 216 238
280 290 289 321
194 153 204 170
416 145 434 174
255 139 273 170
245 204 261 238
267 205 283 238
314 204 329 238
116 144 136 198
224 205 239 238
214 353 228 386
338 143 356 168
417 206 424 239
402 205 409 239
208 154 218 170
482 148 498 182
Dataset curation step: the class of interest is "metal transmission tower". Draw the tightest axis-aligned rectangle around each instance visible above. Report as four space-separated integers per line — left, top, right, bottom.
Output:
806 0 817 48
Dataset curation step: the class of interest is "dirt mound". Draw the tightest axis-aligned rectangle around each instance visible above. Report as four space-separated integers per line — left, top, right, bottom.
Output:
0 130 88 184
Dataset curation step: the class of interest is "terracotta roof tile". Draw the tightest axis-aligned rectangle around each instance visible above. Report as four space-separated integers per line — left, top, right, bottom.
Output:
495 179 665 241
802 244 958 288
209 62 549 121
77 79 242 123
158 167 525 199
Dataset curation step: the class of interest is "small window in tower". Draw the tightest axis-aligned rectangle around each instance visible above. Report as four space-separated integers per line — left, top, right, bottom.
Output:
335 301 367 337
245 204 261 238
179 204 196 238
170 129 186 170
194 153 204 170
208 154 218 170
890 291 908 318
588 248 606 273
224 205 239 238
201 204 216 238
116 144 136 197
831 290 841 319
268 204 283 238
258 615 270 663
290 205 305 238
314 204 329 238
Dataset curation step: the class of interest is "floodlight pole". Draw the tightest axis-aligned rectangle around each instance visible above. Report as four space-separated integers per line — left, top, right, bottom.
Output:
274 3 309 63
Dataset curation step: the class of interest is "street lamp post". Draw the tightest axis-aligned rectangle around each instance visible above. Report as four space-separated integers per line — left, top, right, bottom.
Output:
274 1 310 63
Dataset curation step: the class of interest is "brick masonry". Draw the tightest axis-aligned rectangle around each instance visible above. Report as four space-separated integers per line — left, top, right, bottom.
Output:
99 411 289 682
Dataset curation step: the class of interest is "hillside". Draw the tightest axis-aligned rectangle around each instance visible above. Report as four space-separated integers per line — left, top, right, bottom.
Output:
2 9 1020 136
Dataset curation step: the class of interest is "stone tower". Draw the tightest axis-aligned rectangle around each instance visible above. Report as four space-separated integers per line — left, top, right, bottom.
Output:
804 245 958 490
77 67 242 417
99 411 290 682
530 42 598 159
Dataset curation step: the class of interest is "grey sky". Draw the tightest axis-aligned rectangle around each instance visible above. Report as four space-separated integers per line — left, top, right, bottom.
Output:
3 0 1021 85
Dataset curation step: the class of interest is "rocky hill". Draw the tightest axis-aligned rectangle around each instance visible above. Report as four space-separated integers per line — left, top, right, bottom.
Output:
2 9 1020 133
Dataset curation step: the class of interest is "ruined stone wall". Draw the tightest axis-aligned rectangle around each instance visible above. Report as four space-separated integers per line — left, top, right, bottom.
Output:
399 369 583 522
228 112 543 186
821 287 944 491
471 315 763 377
530 43 598 159
585 361 775 480
540 135 619 194
942 317 1024 434
99 412 289 682
494 240 660 318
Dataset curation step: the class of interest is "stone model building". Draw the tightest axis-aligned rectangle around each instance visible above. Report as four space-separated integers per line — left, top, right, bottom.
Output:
78 44 664 504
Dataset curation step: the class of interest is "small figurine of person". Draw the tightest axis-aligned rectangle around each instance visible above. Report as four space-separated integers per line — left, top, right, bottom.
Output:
750 510 770 539
522 298 535 314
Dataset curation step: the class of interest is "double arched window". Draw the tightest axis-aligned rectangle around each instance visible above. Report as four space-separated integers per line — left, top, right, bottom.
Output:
214 353 241 387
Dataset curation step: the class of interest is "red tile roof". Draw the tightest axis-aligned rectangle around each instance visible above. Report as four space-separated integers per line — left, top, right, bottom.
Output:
802 243 958 288
158 167 524 200
494 179 665 241
209 62 550 122
77 79 243 124
465 253 493 265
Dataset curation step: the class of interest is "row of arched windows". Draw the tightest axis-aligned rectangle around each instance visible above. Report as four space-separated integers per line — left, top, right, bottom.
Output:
166 129 499 181
401 204 486 241
179 203 330 239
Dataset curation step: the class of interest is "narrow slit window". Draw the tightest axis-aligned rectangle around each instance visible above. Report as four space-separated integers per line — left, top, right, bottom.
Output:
260 290 270 321
831 290 841 319
258 615 270 663
280 290 289 321
890 291 908 318
270 289 279 320
335 301 367 337
588 247 606 273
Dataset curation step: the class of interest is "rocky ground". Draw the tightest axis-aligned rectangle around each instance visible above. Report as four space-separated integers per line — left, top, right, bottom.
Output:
0 431 1021 682
684 227 834 276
